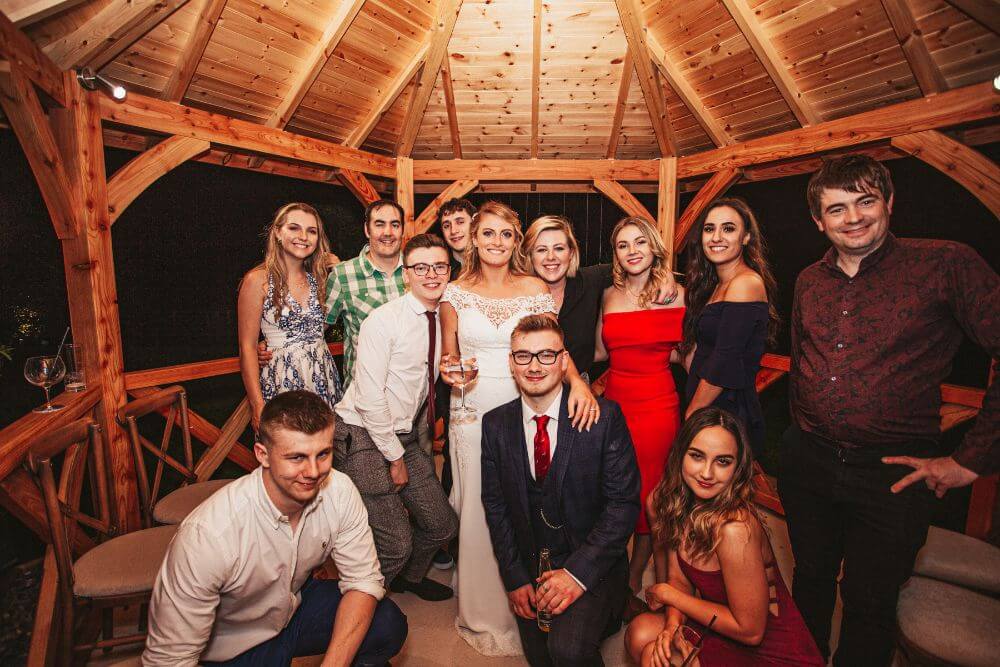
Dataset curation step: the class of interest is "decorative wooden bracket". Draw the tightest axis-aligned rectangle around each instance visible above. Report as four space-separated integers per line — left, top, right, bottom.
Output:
593 179 656 222
107 136 211 223
675 168 743 252
412 179 480 236
0 10 68 106
336 169 381 206
397 157 415 237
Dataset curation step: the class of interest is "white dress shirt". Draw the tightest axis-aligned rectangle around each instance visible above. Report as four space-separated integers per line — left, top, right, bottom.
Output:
142 467 384 666
336 291 441 461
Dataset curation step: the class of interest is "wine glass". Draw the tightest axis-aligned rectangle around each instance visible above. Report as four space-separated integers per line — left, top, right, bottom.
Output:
24 355 66 413
443 355 479 425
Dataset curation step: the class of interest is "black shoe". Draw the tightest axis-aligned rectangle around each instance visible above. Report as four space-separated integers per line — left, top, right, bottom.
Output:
432 549 455 570
389 576 454 601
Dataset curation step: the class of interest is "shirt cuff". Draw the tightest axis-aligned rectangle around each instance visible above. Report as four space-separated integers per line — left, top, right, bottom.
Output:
565 569 587 592
338 579 386 601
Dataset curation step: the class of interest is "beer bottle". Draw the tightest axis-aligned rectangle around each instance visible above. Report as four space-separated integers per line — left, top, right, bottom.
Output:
537 548 552 632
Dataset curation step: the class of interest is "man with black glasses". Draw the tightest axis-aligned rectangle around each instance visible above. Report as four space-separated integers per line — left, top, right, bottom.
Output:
333 234 459 602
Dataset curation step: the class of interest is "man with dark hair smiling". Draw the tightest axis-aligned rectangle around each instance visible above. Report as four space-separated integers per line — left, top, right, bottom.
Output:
144 391 406 666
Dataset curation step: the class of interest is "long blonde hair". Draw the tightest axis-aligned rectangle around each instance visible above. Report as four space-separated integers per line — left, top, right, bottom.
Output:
460 201 531 282
610 216 671 309
523 215 581 279
260 202 331 314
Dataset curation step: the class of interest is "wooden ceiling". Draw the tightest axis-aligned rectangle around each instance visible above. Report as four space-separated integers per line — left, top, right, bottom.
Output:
4 0 999 163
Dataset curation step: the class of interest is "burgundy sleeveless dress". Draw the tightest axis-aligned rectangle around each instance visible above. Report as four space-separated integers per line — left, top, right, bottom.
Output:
677 553 824 666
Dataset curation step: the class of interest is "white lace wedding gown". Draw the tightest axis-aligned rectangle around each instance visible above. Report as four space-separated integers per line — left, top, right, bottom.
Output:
442 283 557 656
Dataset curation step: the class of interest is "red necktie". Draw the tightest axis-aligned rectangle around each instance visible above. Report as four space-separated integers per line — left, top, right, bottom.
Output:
425 311 436 435
533 415 551 483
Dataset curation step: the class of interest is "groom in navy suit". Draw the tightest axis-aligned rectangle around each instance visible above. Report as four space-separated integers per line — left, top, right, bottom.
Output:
481 315 641 666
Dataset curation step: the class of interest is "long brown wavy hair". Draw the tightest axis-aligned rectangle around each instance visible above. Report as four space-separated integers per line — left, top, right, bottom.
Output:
259 202 331 314
682 198 779 352
610 216 672 309
649 407 760 564
460 200 531 282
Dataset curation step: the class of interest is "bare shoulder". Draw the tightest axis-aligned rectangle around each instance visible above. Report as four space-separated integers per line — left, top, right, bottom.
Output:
722 271 767 302
515 275 549 294
241 266 267 290
718 514 763 549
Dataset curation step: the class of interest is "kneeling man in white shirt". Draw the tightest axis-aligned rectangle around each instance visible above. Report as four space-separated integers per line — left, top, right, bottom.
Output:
143 390 406 666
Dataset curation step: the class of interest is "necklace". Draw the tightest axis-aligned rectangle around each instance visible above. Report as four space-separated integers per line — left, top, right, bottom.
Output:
624 284 644 302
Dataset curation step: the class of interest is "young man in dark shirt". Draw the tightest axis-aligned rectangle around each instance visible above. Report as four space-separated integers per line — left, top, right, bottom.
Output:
780 154 998 666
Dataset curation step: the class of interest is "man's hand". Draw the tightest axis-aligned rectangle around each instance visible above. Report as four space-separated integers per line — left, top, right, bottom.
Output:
883 455 979 498
567 380 600 431
508 583 537 619
257 340 273 366
653 272 680 305
388 458 408 490
535 569 584 616
326 252 341 269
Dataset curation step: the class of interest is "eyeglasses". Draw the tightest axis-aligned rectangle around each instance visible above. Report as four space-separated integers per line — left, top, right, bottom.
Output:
405 262 450 276
510 349 565 365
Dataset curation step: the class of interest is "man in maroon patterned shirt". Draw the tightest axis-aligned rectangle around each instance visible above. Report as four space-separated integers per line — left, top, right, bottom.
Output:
778 155 998 666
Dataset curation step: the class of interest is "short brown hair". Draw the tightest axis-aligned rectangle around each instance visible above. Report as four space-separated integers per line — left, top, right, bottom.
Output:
511 314 564 343
364 199 405 228
807 155 894 219
259 391 335 447
403 233 449 263
438 198 476 224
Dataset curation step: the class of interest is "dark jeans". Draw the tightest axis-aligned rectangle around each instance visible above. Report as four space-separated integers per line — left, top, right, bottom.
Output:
206 578 407 667
777 425 937 667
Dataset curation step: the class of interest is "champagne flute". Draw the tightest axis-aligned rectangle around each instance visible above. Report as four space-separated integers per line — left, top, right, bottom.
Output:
443 355 479 424
24 356 67 413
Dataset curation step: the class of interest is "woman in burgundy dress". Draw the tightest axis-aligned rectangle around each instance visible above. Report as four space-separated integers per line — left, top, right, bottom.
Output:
595 216 685 601
626 408 824 666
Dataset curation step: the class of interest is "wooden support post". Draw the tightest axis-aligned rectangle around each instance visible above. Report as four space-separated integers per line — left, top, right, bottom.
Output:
107 135 210 223
335 169 381 205
396 156 415 238
657 157 678 267
441 56 463 159
674 168 743 252
606 50 633 159
593 179 655 222
25 547 60 667
412 178 480 236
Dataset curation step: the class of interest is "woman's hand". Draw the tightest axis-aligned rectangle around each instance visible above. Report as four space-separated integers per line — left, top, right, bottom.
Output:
649 623 681 667
654 272 680 305
567 378 600 431
645 583 675 611
439 354 476 388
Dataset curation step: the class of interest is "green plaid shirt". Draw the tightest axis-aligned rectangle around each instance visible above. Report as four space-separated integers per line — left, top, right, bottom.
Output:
326 245 405 384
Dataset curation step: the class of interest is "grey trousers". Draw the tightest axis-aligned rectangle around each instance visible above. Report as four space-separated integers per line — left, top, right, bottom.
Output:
333 414 458 586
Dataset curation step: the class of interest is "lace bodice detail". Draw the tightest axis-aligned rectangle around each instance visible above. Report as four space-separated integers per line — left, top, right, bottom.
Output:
261 274 325 348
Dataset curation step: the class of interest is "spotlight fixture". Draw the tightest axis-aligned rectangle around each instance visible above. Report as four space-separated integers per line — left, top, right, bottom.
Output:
76 67 127 101
994 73 1000 93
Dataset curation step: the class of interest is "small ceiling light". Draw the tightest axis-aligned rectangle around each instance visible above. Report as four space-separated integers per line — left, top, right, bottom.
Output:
76 67 127 101
994 73 1000 93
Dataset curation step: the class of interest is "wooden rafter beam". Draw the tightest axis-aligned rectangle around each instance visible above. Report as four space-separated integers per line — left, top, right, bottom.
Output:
606 49 633 159
414 159 660 181
646 32 730 146
613 0 676 156
397 0 463 157
266 0 364 129
530 0 541 158
441 55 462 158
674 168 743 252
335 168 380 205
593 179 655 221
719 0 820 127
892 130 1000 218
1 0 87 27
658 157 677 265
161 0 227 103
0 10 67 106
99 91 396 176
943 0 1000 36
413 178 479 235
107 135 210 223
880 0 948 95
343 41 430 149
43 0 189 71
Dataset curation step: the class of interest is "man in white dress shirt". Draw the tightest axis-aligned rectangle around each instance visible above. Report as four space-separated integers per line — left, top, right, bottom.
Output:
334 234 459 601
143 390 406 666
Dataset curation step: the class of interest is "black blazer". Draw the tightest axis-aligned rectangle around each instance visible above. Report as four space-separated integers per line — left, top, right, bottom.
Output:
559 264 612 376
480 386 641 592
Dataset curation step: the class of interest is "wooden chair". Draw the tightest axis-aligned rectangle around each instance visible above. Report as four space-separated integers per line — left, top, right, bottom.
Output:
25 417 178 665
117 385 234 526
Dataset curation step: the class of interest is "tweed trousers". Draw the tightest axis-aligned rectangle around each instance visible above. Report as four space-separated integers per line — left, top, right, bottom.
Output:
333 413 458 586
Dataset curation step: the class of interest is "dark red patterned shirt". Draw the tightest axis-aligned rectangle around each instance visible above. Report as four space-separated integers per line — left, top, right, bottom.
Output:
790 234 999 475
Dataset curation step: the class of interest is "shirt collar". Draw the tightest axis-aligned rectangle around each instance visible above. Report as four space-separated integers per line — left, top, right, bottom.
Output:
359 245 403 277
254 466 324 529
521 387 563 427
820 232 898 278
403 291 438 315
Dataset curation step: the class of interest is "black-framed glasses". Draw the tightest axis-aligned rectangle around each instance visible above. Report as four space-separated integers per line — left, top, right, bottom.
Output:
510 349 565 365
405 262 450 276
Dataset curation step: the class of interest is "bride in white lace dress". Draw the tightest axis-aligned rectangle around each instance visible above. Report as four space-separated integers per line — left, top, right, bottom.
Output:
439 202 600 656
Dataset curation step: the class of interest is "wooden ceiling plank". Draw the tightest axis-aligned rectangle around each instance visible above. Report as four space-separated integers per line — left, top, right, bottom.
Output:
892 129 1000 217
107 135 210 223
719 0 820 127
606 49 633 159
645 32 731 147
530 0 541 158
412 178 479 235
0 10 67 106
613 0 677 156
674 167 742 253
266 0 365 129
943 0 1000 36
396 0 463 157
440 54 462 158
880 0 949 95
161 0 228 103
44 0 190 71
99 91 397 176
3 0 87 27
336 168 380 205
343 40 429 149
593 178 655 222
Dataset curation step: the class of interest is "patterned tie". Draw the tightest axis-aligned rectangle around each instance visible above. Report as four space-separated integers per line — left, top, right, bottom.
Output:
424 311 437 435
533 415 551 483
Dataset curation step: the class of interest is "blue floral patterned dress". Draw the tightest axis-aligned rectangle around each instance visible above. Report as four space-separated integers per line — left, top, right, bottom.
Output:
259 274 343 408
